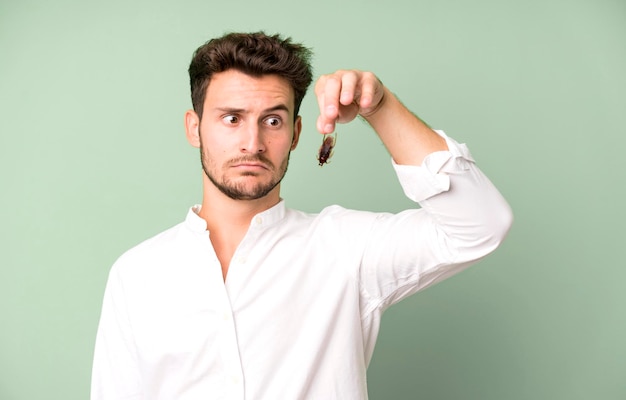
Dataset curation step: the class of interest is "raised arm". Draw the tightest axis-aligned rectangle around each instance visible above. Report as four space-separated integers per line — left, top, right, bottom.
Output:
315 69 448 165
315 69 513 310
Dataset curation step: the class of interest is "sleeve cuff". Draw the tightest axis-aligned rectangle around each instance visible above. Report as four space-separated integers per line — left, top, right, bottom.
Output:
392 130 475 202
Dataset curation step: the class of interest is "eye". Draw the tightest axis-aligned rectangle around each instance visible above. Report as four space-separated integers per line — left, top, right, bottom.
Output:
222 115 239 125
264 116 282 128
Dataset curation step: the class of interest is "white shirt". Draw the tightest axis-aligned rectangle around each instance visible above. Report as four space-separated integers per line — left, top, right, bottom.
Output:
91 132 513 400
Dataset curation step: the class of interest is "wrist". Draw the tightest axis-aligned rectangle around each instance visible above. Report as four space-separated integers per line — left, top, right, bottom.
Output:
360 86 388 120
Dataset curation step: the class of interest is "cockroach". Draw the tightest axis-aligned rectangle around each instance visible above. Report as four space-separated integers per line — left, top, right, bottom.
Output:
317 132 337 166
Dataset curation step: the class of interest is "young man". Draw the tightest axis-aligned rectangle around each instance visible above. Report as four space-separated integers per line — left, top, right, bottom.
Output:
91 32 513 399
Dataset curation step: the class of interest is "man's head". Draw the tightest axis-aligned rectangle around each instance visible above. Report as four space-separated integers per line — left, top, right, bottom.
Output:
185 32 313 202
188 31 313 121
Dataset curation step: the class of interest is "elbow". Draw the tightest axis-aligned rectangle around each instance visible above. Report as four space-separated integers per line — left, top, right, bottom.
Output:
478 198 514 257
492 200 514 248
448 197 514 263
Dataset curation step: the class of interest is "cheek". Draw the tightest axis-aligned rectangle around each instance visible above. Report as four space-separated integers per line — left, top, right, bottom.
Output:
275 140 295 158
201 134 232 156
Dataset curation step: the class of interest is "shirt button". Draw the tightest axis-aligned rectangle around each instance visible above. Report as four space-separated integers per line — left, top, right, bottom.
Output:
254 216 262 225
222 312 230 321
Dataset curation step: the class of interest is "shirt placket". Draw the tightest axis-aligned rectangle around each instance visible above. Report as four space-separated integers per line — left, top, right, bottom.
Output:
203 232 246 399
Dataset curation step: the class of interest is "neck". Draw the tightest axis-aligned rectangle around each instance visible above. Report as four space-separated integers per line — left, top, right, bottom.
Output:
198 176 281 232
198 176 281 281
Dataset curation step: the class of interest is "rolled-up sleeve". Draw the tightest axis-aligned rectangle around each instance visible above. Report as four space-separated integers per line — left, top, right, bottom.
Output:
360 131 513 311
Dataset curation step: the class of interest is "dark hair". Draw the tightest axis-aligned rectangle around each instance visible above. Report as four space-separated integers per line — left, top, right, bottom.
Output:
188 31 313 120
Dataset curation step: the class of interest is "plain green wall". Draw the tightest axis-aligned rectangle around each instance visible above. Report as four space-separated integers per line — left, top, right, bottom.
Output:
1 0 624 398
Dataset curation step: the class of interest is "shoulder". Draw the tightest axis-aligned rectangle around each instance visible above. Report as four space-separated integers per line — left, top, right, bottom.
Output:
284 204 401 238
285 204 382 220
110 220 198 276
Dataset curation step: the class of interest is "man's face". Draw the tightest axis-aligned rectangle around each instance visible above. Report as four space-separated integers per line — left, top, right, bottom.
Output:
187 69 301 201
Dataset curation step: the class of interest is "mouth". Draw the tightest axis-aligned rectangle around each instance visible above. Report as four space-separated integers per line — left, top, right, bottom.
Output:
234 163 267 170
230 160 272 172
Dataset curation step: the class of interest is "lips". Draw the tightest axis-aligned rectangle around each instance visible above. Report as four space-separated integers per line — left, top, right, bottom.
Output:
233 162 268 170
229 157 272 171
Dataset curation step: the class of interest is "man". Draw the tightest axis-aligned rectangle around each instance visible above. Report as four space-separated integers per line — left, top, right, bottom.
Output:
91 32 513 399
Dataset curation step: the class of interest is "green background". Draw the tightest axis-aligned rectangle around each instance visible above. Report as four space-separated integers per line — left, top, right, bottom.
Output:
1 0 624 398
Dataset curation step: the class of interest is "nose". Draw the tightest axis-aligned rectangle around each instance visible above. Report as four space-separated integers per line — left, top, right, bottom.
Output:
241 123 266 154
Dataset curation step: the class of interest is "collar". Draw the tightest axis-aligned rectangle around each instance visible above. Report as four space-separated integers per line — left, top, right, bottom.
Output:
184 200 287 233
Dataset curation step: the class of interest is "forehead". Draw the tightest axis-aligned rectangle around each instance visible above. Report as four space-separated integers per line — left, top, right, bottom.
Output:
204 69 295 112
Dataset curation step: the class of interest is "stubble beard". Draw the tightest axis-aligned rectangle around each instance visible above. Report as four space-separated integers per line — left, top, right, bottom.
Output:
199 136 291 201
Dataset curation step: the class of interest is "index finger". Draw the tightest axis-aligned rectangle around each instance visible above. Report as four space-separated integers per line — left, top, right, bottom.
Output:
315 74 342 133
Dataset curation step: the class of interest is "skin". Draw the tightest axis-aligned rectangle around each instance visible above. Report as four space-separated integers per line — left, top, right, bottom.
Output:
315 70 448 166
185 70 301 279
185 68 448 280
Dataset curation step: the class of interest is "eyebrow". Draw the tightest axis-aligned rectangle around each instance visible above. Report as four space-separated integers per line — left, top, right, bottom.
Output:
215 104 291 115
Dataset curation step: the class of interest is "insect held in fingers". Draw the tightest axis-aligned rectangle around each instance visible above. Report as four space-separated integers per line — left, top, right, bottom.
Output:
317 131 337 166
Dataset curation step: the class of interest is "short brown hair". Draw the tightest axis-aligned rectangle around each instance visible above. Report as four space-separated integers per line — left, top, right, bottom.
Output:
189 32 313 120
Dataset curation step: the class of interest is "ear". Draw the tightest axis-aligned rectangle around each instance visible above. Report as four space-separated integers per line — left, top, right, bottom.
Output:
184 110 201 148
291 116 302 150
